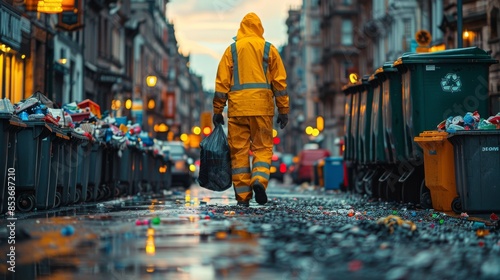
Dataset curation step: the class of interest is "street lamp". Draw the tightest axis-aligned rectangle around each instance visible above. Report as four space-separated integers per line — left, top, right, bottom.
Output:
146 75 157 87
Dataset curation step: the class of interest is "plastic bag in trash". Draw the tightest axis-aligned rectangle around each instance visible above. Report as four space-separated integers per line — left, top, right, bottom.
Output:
0 98 15 114
197 124 232 192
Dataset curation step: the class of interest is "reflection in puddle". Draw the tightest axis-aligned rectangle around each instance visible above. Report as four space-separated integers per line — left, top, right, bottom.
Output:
1 193 284 279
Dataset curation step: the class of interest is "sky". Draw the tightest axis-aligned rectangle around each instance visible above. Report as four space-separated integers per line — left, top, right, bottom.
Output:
166 0 303 92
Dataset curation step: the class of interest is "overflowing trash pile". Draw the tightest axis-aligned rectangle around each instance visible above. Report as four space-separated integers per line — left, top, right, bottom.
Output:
7 92 162 153
437 111 500 132
1 92 170 213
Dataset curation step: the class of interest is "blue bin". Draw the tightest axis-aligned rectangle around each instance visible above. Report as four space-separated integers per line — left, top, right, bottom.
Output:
323 157 344 190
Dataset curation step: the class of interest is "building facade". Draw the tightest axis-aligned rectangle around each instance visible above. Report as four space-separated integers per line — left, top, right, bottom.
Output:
283 0 498 157
0 0 204 141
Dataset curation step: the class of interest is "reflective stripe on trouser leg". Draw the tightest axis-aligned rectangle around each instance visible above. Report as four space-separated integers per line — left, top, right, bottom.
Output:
228 117 253 202
249 116 273 189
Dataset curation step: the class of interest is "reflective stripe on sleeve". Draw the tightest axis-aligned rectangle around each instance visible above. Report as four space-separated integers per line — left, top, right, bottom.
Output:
273 89 288 97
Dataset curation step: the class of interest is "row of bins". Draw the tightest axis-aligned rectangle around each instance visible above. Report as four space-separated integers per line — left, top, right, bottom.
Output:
342 46 499 212
0 117 173 213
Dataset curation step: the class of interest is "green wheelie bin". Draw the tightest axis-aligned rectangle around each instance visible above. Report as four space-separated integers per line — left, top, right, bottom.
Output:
372 63 407 202
354 76 374 194
364 71 388 198
393 47 498 204
341 82 360 192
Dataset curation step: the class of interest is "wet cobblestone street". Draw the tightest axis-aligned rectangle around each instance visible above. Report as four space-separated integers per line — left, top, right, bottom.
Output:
1 180 500 280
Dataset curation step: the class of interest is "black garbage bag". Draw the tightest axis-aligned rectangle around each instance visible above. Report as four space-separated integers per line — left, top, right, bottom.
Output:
197 124 232 191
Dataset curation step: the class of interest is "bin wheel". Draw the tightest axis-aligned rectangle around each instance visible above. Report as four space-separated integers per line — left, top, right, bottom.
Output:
354 170 365 194
55 192 62 208
451 197 462 214
97 188 104 201
420 192 432 209
17 193 35 212
74 189 81 204
386 181 403 203
114 187 120 197
103 186 111 198
377 180 386 200
419 180 432 209
364 178 373 197
86 189 93 202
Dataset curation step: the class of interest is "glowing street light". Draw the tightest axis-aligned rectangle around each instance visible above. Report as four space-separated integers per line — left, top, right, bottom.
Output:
146 75 157 87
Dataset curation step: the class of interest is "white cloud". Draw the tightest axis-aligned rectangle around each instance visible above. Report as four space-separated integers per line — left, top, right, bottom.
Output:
167 0 303 91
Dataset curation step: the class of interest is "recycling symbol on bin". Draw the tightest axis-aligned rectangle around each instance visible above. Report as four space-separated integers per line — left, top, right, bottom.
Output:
440 73 462 93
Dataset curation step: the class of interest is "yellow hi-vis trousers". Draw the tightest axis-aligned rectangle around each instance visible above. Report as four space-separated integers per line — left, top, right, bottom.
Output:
228 115 273 202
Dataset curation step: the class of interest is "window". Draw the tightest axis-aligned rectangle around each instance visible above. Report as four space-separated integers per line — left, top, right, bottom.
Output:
343 0 352 5
312 19 320 36
491 7 499 39
341 19 353 45
403 19 412 51
341 61 353 83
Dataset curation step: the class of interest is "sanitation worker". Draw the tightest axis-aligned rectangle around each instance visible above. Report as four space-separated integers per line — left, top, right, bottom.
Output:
212 12 289 207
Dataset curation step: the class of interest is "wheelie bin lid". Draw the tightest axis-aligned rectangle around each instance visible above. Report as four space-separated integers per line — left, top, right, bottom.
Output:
447 130 500 138
367 73 380 86
393 47 498 66
8 115 27 129
341 75 370 95
50 125 70 141
0 112 12 119
414 131 449 143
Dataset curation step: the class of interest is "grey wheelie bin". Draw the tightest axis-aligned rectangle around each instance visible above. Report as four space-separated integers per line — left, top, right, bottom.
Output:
1 110 26 214
38 125 70 210
101 141 118 199
140 149 156 193
15 121 52 212
448 130 500 213
88 141 105 201
75 136 93 202
393 47 498 204
49 127 70 208
131 142 143 195
114 140 135 197
58 128 88 205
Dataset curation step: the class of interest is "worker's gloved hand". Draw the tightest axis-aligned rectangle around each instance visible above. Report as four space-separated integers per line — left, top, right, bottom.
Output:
213 114 224 125
277 114 288 129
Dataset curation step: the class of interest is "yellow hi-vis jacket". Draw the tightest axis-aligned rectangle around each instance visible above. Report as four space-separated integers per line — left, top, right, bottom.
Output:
213 13 289 117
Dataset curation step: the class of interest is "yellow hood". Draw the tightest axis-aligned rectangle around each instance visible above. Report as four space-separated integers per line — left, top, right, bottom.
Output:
236 13 264 41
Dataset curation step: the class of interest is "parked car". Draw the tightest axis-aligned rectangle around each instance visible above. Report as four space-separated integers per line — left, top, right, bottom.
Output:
270 152 287 183
162 141 193 189
281 153 295 173
292 148 331 184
